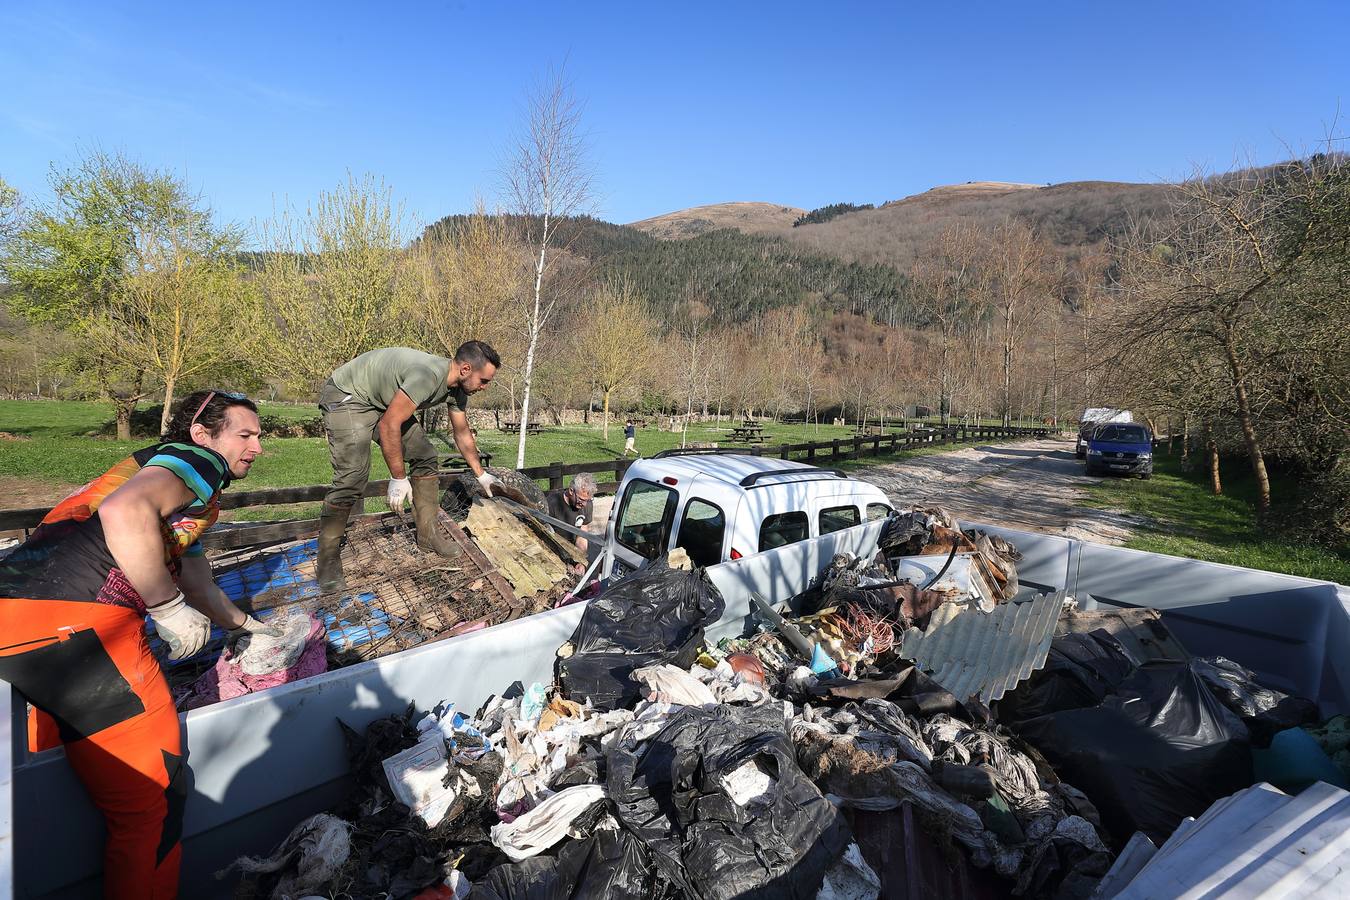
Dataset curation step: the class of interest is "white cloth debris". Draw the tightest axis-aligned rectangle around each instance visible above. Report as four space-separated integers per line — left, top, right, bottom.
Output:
633 663 718 706
720 759 776 807
490 784 607 862
235 609 313 676
817 842 881 900
216 813 350 897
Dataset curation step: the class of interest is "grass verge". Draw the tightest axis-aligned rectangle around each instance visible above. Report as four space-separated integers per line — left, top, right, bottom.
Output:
1080 452 1350 584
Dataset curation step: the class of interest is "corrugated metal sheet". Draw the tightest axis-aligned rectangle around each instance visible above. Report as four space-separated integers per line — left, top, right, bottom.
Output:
1104 781 1350 899
898 591 1064 703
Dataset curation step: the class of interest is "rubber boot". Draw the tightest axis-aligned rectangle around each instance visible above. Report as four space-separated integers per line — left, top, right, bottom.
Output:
412 477 462 559
316 502 352 593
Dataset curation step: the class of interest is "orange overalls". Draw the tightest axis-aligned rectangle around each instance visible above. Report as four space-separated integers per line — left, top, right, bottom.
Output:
0 443 225 899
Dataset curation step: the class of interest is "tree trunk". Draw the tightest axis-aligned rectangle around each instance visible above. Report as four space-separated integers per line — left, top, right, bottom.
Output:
1222 331 1271 518
1181 414 1190 461
516 227 551 468
160 375 177 435
1206 424 1222 495
115 398 135 441
602 388 611 440
516 322 539 468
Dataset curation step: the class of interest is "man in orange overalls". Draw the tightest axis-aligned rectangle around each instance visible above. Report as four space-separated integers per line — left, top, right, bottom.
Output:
0 390 276 898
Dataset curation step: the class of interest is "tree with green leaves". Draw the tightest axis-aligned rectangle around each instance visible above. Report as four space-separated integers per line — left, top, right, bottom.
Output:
1 152 246 436
253 173 415 394
578 279 657 439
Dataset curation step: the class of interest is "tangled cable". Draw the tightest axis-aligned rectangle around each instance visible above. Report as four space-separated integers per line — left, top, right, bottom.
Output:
840 602 899 655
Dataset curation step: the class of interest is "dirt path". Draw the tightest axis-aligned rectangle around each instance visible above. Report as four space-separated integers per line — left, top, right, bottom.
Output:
856 436 1148 545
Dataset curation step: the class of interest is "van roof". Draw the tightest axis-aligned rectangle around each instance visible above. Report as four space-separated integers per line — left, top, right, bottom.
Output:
631 453 851 489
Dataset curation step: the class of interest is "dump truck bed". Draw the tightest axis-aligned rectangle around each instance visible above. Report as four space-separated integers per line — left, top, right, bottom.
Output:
3 520 1348 898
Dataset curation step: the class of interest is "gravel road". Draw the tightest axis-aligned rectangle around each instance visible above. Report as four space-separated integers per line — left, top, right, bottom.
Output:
856 436 1148 544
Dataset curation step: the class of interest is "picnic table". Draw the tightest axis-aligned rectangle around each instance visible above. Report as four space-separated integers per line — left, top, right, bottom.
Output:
728 421 767 444
501 422 544 436
430 430 493 471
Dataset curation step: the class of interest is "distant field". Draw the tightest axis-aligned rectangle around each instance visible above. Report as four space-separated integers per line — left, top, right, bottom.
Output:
0 398 912 495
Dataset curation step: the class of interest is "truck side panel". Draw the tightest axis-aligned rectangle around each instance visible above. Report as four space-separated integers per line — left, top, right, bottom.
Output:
968 523 1350 716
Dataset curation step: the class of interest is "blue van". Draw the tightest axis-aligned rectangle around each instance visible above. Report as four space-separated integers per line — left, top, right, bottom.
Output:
1085 422 1153 478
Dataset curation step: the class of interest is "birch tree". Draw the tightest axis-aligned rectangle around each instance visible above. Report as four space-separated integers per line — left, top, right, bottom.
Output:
502 68 594 467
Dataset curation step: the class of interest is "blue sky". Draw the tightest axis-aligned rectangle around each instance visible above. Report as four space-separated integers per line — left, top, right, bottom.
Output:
3 1 1346 237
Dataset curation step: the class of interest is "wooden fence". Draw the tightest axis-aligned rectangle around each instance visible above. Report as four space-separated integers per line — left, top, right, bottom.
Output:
0 422 1049 541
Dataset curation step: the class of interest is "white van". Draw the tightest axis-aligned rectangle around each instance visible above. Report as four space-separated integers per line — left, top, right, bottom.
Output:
604 450 893 572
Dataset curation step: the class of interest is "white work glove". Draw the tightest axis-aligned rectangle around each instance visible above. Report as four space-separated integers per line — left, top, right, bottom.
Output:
148 590 212 660
476 471 499 496
386 476 413 511
226 614 284 656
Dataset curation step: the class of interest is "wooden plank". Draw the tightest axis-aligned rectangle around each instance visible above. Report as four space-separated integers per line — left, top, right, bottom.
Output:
442 515 519 608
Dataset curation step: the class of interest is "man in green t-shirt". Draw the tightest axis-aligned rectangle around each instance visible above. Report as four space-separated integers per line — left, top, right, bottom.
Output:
315 341 501 592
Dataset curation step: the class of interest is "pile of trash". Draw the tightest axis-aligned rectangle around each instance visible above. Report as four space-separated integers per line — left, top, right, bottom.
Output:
224 511 1346 899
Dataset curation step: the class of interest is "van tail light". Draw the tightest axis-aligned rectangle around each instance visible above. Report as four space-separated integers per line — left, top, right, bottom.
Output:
729 548 744 560
662 476 678 485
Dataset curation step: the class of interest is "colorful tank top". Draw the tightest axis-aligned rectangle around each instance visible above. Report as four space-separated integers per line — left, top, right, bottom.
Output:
0 442 231 613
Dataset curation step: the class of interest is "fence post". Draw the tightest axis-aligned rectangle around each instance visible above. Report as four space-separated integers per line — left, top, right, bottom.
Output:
853 435 862 459
832 438 841 461
548 461 564 492
779 443 789 460
807 442 816 462
616 458 633 485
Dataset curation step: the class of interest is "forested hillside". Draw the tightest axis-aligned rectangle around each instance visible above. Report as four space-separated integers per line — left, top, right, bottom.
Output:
421 215 912 325
784 180 1176 269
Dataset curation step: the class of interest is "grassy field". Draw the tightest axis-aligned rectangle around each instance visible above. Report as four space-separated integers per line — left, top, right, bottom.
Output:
1082 451 1350 584
0 399 1009 523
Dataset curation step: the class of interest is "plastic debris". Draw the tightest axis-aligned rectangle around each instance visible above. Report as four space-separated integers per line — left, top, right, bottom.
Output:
489 784 607 862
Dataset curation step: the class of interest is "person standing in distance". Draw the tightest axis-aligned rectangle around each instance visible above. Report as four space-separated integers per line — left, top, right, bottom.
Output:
622 419 638 457
316 341 500 592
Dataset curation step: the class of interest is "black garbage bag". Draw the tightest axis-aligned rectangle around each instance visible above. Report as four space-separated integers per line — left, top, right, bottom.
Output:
997 630 1139 725
468 830 666 900
558 557 724 710
607 704 851 900
1015 660 1252 846
1193 656 1321 747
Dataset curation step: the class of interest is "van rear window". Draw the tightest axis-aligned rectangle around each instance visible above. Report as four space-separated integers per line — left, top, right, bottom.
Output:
759 511 809 552
676 498 725 568
820 504 860 535
616 479 678 560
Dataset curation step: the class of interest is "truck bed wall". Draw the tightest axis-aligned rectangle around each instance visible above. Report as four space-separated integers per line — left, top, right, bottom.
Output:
2 521 885 898
966 522 1350 716
3 520 1347 898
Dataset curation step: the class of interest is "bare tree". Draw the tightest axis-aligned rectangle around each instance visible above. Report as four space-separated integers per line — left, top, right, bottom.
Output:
412 201 528 361
502 67 594 467
1111 158 1346 519
909 223 988 424
985 219 1051 426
